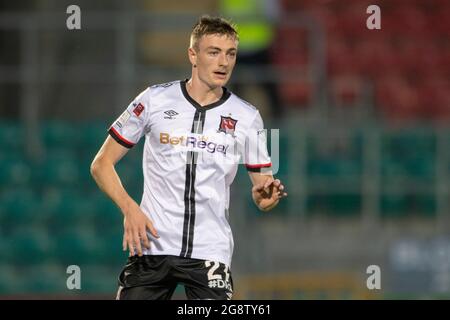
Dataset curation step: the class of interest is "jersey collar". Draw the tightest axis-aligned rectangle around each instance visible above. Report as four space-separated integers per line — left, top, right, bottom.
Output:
180 79 231 111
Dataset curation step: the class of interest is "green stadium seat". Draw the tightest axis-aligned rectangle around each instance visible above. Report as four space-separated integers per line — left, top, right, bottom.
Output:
54 229 103 265
42 121 81 149
7 228 52 265
35 151 81 187
406 158 435 181
0 188 47 229
408 193 436 217
383 192 436 218
89 193 121 218
328 193 361 215
20 264 68 294
42 188 98 231
306 131 363 180
96 230 129 265
380 194 408 217
0 264 25 294
81 266 120 294
80 121 110 156
0 121 24 151
307 193 361 216
0 157 32 186
381 130 436 181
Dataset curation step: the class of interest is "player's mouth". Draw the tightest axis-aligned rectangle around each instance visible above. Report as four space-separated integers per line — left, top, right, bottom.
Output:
213 71 227 79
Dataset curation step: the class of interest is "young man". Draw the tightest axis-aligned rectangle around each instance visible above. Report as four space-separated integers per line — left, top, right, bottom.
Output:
90 15 287 300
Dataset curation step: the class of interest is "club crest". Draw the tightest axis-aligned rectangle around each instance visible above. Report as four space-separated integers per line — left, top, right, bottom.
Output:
218 116 238 136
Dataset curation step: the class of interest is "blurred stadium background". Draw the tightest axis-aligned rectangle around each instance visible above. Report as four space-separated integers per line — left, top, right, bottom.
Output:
0 0 449 299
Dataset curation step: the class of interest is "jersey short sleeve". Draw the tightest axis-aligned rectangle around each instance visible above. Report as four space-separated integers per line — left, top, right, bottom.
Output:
244 112 272 172
108 88 151 148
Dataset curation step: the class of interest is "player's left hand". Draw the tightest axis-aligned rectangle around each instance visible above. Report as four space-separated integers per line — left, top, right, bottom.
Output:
252 178 287 211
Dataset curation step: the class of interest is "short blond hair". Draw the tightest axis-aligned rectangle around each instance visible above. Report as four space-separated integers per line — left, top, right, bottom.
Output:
190 15 238 50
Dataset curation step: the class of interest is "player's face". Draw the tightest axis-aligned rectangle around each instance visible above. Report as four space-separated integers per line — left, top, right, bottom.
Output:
193 34 237 88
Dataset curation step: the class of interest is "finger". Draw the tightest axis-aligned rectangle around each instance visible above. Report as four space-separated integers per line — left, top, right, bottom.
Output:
146 221 160 238
264 179 274 189
140 228 151 249
278 184 284 191
272 179 281 187
124 230 134 255
128 239 135 256
253 183 265 192
133 232 143 256
122 233 127 251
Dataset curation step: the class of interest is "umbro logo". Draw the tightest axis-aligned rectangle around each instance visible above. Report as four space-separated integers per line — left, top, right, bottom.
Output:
164 110 178 119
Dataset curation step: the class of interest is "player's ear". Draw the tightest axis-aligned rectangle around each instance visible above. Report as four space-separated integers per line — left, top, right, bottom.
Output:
188 47 197 68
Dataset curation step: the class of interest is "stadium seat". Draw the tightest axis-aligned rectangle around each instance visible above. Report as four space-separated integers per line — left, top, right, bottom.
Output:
307 193 361 216
35 151 81 187
42 121 81 149
0 156 32 186
381 193 436 218
381 130 436 182
81 265 121 294
54 229 103 265
95 230 128 265
91 193 121 221
0 188 46 229
380 194 408 217
0 264 25 295
20 264 68 294
330 75 364 107
417 79 450 121
42 187 98 232
276 0 450 123
306 133 362 178
327 37 359 77
353 40 397 79
6 227 52 265
80 121 110 154
0 121 24 152
375 75 422 121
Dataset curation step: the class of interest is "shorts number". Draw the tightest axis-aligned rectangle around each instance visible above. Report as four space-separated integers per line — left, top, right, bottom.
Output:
205 261 221 280
205 261 231 284
224 265 230 282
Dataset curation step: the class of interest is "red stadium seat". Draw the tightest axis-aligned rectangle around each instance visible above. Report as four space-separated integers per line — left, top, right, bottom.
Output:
280 81 313 108
417 78 450 121
353 40 397 79
274 0 450 121
330 75 364 107
375 75 422 122
327 37 359 76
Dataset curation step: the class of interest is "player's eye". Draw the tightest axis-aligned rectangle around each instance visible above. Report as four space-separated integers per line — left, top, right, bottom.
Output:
228 52 236 58
209 51 219 56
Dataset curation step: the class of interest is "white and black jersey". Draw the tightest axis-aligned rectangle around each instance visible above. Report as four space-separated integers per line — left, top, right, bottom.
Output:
108 80 271 267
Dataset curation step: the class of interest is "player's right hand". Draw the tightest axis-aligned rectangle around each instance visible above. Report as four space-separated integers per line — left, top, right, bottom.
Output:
122 202 159 257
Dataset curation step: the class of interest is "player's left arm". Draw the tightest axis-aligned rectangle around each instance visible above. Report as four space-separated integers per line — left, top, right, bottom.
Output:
248 172 287 212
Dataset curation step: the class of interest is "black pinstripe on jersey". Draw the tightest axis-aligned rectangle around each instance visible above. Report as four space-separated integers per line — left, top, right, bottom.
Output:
179 80 230 258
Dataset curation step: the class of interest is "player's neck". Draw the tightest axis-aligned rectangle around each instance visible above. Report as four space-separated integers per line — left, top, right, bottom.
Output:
186 78 223 107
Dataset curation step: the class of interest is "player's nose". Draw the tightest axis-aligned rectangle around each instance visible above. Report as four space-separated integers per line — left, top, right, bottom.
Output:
218 53 229 67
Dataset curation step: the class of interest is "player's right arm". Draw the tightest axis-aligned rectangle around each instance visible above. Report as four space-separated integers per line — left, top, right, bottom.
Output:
90 136 159 257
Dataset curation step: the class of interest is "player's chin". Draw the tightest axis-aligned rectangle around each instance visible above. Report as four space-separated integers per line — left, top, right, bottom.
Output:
211 74 230 86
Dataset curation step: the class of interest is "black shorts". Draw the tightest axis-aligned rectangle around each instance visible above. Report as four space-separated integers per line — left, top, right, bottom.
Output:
116 255 233 300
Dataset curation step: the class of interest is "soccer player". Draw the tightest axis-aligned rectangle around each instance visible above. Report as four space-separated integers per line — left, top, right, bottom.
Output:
90 15 287 300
